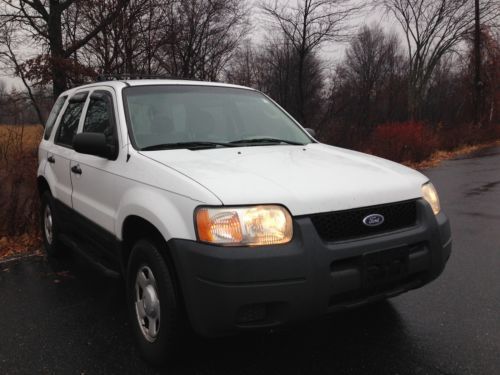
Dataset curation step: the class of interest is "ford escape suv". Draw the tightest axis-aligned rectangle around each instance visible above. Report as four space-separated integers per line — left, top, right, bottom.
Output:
37 78 452 365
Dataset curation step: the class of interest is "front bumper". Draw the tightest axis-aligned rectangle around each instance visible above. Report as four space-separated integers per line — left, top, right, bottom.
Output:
168 199 451 337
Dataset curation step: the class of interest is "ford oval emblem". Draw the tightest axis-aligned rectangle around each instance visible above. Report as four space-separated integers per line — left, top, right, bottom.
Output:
363 214 385 227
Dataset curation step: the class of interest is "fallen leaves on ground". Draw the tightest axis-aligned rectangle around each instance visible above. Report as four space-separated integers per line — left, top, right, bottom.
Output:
0 234 42 261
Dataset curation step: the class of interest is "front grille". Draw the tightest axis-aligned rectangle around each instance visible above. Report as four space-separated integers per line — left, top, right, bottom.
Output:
310 200 417 242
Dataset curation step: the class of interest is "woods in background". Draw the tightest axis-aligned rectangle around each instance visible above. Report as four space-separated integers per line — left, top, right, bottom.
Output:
0 0 499 156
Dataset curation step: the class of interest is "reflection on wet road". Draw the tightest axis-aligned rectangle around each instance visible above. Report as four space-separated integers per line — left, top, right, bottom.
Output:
1 147 499 375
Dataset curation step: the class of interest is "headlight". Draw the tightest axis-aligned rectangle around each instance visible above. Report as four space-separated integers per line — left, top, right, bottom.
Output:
195 205 293 246
422 182 441 215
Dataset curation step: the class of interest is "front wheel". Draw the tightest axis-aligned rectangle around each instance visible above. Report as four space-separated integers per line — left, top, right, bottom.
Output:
127 238 183 366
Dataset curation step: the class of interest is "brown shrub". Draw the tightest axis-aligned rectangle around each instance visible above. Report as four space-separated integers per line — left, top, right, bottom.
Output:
437 123 500 150
362 122 500 163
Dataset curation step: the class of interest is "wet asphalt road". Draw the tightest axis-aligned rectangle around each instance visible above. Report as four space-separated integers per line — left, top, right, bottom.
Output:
1 147 499 375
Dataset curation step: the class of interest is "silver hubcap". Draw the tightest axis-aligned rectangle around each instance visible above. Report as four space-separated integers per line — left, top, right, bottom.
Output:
44 205 53 245
135 266 161 342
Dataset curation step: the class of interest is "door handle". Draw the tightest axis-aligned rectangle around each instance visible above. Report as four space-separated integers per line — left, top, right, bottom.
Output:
47 155 55 164
71 165 82 175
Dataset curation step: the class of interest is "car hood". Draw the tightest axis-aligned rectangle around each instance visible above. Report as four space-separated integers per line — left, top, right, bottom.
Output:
141 143 428 216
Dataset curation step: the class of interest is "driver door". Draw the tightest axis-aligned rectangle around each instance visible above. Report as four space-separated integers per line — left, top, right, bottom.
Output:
70 88 124 256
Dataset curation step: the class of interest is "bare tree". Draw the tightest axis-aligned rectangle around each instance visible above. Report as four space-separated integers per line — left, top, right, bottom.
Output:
466 27 500 125
225 40 261 88
0 79 6 102
0 21 45 125
78 0 157 75
260 0 361 123
381 0 500 120
226 35 325 127
341 25 402 127
0 0 130 98
133 0 173 75
328 25 407 140
0 79 7 123
155 0 250 80
266 38 324 126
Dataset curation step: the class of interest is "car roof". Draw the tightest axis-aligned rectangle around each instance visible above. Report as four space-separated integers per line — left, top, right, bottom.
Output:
61 79 254 97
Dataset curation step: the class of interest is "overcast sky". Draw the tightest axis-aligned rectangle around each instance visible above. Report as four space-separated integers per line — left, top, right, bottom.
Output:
1 0 395 91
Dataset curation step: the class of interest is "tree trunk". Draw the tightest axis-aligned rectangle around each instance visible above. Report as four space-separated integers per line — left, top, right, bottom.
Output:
408 90 417 121
48 0 67 98
297 50 305 125
125 5 134 74
407 74 421 121
473 0 482 125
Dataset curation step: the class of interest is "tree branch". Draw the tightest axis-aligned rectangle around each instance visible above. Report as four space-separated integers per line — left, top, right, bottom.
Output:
64 0 130 57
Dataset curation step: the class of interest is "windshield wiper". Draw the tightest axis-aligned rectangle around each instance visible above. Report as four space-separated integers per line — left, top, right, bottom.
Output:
141 138 304 151
229 138 304 146
141 141 236 151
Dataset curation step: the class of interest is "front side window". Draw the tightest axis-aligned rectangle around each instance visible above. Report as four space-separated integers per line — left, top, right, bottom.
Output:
83 91 114 136
79 91 118 159
123 86 312 150
55 92 88 147
44 96 67 140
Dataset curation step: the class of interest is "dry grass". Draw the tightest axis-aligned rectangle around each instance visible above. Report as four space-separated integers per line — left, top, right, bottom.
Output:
0 125 43 173
0 124 43 260
0 124 43 138
405 140 500 170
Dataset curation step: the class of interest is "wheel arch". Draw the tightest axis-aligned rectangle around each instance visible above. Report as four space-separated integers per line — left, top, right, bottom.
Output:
121 215 167 269
37 176 51 196
121 215 185 312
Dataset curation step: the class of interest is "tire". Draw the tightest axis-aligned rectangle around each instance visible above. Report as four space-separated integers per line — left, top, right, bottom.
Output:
127 238 183 366
40 191 63 257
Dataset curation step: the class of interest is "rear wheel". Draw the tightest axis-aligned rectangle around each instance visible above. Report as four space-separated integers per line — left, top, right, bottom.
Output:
127 238 183 366
40 191 63 257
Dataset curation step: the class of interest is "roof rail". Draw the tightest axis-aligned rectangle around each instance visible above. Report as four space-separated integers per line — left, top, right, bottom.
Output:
96 74 180 82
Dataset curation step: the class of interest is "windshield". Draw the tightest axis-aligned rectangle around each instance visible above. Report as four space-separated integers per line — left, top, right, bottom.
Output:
122 85 312 150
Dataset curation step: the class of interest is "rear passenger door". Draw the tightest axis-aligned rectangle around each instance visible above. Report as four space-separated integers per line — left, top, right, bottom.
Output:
45 91 88 208
70 88 123 253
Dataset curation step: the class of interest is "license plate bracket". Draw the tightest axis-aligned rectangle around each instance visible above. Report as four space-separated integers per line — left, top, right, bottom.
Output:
362 246 409 289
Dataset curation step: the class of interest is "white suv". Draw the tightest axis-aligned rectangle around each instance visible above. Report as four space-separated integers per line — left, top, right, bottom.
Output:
37 78 451 365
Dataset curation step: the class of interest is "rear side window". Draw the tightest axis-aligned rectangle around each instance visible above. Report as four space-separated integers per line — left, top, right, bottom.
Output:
43 96 67 140
55 92 88 147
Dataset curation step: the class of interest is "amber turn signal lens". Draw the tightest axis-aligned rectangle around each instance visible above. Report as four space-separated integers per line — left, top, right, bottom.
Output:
195 205 293 246
196 209 243 243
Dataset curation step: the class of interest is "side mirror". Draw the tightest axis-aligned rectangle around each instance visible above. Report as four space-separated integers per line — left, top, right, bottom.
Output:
305 128 316 138
73 132 115 159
